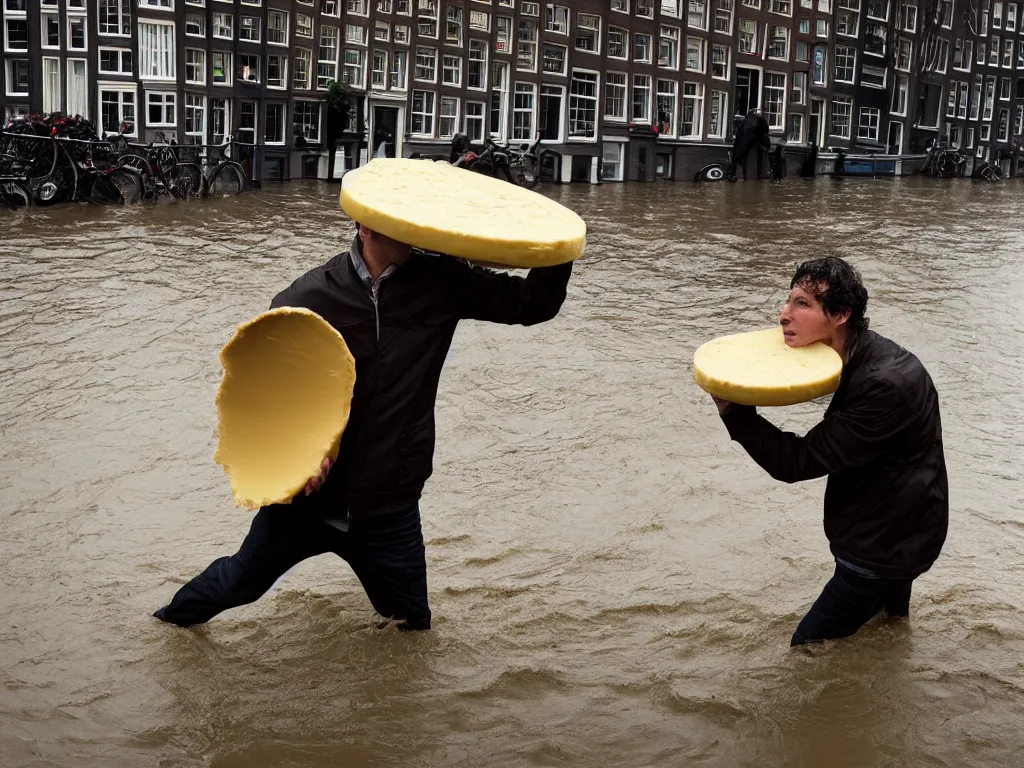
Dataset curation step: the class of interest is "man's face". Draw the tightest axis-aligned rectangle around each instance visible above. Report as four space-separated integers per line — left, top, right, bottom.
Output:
778 280 848 347
360 225 412 265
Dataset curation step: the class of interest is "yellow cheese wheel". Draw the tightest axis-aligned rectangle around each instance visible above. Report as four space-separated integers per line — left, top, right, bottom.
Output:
338 157 586 268
213 307 356 508
693 327 842 406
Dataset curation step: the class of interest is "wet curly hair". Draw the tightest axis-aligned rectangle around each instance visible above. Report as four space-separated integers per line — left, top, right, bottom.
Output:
790 255 870 332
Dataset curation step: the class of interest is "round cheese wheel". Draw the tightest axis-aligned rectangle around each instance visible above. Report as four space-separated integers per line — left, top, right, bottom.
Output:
338 157 586 268
693 327 843 406
213 307 356 508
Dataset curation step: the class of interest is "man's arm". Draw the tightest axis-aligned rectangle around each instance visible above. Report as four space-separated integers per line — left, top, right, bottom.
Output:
451 259 573 325
717 379 914 484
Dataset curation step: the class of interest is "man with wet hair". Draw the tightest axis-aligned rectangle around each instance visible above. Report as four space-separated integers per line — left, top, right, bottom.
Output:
710 256 949 646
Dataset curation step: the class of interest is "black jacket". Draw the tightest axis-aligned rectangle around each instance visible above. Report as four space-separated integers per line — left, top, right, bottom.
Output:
269 236 572 518
720 330 949 578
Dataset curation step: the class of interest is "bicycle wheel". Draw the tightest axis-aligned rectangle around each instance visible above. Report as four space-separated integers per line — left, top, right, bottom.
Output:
206 162 246 196
109 167 144 204
168 162 206 200
116 154 157 199
0 180 30 208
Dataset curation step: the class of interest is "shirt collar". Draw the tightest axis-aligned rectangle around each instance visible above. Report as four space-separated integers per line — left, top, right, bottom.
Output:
349 235 399 288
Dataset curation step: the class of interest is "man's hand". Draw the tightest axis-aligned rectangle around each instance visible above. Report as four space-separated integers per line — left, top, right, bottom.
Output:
711 395 736 415
304 456 333 496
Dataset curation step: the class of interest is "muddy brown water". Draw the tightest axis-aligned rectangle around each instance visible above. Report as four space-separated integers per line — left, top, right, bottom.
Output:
1 178 1022 767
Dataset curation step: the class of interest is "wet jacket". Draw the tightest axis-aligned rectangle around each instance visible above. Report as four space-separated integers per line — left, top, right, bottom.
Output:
720 330 949 578
269 236 572 518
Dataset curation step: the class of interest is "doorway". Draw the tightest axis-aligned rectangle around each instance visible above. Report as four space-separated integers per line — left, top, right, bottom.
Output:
809 98 825 146
371 106 399 158
734 67 762 119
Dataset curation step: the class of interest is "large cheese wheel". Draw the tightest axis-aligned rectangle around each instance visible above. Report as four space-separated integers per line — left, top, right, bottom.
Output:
338 157 586 268
693 327 842 406
213 307 356 508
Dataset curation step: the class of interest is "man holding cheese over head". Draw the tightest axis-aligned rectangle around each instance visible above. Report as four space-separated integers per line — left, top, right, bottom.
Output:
154 159 580 631
709 256 949 646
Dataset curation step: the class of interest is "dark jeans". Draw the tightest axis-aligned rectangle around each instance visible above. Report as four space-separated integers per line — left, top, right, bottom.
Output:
154 503 430 630
791 561 914 646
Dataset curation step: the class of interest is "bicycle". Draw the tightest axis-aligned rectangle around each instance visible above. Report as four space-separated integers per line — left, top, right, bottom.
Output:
200 136 247 197
111 127 205 201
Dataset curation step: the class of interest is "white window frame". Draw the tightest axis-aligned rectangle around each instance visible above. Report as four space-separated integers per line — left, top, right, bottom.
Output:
98 46 133 75
138 0 173 10
410 88 436 136
656 77 678 137
605 70 627 121
680 80 703 138
264 102 286 144
212 50 233 85
268 10 288 45
5 18 29 51
632 73 652 123
145 90 177 127
857 106 879 141
267 52 287 88
43 56 62 114
41 12 60 50
138 20 176 81
465 99 486 141
439 94 459 138
830 95 852 138
184 92 205 143
97 82 137 134
184 47 205 84
568 67 599 141
512 81 537 140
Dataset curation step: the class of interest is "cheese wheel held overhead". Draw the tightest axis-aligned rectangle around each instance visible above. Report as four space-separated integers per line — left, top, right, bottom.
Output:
693 327 843 406
214 307 356 508
339 157 586 268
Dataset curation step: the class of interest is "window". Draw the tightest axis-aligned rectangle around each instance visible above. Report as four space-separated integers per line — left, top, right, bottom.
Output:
367 48 384 87
415 45 437 80
611 0 628 12
632 74 651 122
66 15 87 50
834 45 855 82
1003 39 1013 68
185 48 205 83
994 0 1004 27
465 101 485 140
345 24 366 44
99 87 135 132
812 45 827 85
513 82 536 138
999 108 1010 142
99 0 131 36
634 32 652 62
43 58 61 114
605 71 627 119
708 89 728 137
468 39 486 88
637 0 654 16
443 53 462 84
791 71 806 104
569 70 598 139
545 4 568 33
831 96 852 137
837 8 858 36
891 74 908 115
689 0 708 27
971 74 982 120
983 76 996 121
1001 77 1011 100
293 100 321 142
240 16 261 41
738 19 758 54
542 42 567 74
318 26 339 88
711 43 730 78
990 37 1000 66
439 95 459 137
763 72 785 128
293 49 311 88
861 64 886 88
686 36 705 71
343 48 366 86
264 103 285 143
185 12 204 36
896 38 911 71
1009 3 1018 31
213 13 232 38
518 19 538 70
816 18 827 35
239 53 260 82
608 26 627 59
268 11 287 44
238 100 256 144
184 93 205 143
267 53 286 87
858 106 879 141
470 10 489 30
411 89 435 134
601 141 624 181
139 0 172 9
213 51 232 84
770 0 791 12
659 26 680 68
576 13 599 53
656 78 677 135
710 0 733 34
99 47 133 74
378 0 391 10
539 86 564 141
146 91 176 126
786 111 803 142
391 49 407 87
139 21 175 80
681 81 703 137
418 0 438 37
495 16 509 52
375 20 390 40
865 0 886 18
490 61 508 136
5 19 28 50
768 25 788 58
42 13 59 48
446 5 463 45
795 40 808 61
296 14 313 37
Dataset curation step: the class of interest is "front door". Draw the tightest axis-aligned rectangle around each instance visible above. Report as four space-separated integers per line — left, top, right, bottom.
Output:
734 67 761 119
371 106 399 157
809 98 825 146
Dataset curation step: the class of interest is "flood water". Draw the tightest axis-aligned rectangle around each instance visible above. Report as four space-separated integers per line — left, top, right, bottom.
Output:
1 176 1023 767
